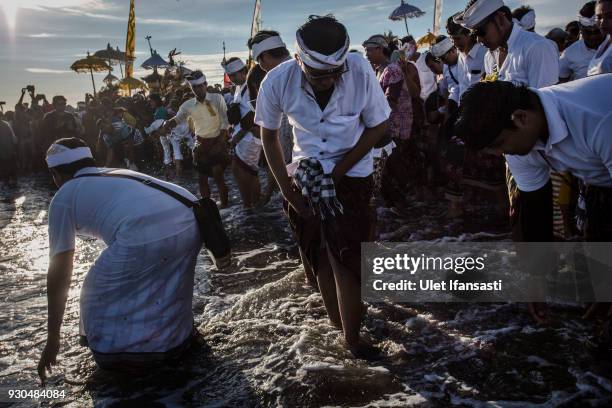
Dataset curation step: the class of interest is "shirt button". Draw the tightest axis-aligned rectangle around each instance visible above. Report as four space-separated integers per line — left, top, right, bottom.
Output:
322 139 327 142
320 118 324 123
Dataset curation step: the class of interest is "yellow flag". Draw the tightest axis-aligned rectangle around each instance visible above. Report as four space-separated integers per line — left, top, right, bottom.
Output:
125 0 136 78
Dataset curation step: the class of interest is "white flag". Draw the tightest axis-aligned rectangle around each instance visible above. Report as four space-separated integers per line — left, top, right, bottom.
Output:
433 0 443 35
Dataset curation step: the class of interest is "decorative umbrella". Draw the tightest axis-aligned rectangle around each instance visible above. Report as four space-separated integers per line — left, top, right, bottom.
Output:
103 73 119 85
94 43 134 78
389 0 426 35
141 51 169 69
118 76 148 91
416 31 437 48
70 52 112 96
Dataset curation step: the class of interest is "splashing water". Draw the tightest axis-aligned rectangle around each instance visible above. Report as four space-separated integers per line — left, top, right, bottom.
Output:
1 172 611 407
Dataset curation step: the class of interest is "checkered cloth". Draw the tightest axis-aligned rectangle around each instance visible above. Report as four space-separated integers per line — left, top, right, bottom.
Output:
294 158 343 220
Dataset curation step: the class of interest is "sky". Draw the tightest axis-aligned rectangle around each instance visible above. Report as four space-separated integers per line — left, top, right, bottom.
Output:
0 0 587 108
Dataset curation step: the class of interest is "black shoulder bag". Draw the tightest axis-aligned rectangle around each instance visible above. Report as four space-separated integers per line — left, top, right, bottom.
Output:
75 172 231 268
227 86 248 126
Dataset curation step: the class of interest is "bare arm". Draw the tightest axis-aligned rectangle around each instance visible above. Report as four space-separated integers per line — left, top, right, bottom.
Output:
261 127 311 218
37 250 74 384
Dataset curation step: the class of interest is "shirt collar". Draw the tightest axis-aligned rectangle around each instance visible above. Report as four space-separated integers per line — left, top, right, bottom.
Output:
507 23 521 52
467 42 483 59
533 89 569 152
74 166 102 177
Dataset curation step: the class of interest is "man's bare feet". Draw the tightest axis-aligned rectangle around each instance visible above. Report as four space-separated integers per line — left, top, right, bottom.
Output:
347 338 382 360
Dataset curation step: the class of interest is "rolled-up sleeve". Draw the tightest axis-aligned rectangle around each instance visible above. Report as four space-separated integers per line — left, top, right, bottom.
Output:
48 201 76 258
175 101 191 125
505 151 551 192
254 78 283 130
526 41 560 88
361 61 391 128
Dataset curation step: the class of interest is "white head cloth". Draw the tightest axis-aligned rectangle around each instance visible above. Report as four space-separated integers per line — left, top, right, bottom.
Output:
295 30 350 70
46 144 93 168
518 9 536 31
145 119 165 135
431 37 454 58
187 74 206 86
454 0 505 29
251 35 286 60
222 58 246 75
578 14 597 28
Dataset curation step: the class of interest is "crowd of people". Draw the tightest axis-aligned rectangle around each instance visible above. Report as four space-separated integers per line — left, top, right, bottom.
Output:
2 0 610 381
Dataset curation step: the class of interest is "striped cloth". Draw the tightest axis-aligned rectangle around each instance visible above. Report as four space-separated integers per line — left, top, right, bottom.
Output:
294 158 343 220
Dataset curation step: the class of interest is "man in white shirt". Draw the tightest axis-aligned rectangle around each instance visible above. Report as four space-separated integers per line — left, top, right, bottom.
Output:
588 0 612 76
37 137 203 382
446 15 488 103
456 76 612 201
223 57 262 209
255 15 390 356
165 70 230 207
431 35 461 111
247 30 294 205
456 0 560 247
455 0 559 88
456 75 612 345
560 1 606 81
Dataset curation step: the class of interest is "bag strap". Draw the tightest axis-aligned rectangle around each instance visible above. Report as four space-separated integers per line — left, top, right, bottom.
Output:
448 65 459 85
75 172 196 208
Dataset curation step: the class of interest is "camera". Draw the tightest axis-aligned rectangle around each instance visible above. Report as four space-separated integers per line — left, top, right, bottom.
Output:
0 101 6 105
26 85 35 93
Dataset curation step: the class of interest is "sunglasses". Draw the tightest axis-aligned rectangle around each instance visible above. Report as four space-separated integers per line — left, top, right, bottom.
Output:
470 14 495 37
299 59 349 80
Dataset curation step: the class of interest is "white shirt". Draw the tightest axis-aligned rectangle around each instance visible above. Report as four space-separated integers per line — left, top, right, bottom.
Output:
504 75 612 192
414 53 438 101
440 63 460 102
484 23 560 88
559 39 598 80
254 53 391 177
233 83 262 168
48 167 201 353
588 36 612 77
450 43 487 104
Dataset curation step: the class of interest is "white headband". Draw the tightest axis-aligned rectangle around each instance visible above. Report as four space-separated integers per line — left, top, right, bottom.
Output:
431 37 454 58
223 59 246 75
46 144 93 168
187 75 206 86
518 10 536 31
578 14 597 28
454 0 504 29
295 30 350 70
252 36 286 60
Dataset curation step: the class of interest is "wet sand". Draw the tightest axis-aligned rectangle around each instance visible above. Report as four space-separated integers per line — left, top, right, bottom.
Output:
1 172 611 407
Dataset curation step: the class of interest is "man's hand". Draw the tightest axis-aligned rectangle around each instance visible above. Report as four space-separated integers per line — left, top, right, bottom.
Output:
282 185 313 219
37 334 60 385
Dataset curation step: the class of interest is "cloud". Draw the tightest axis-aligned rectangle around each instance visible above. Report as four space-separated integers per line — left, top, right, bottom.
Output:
26 68 73 74
28 33 57 38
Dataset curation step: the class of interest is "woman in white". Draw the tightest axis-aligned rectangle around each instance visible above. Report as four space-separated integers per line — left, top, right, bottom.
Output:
224 57 262 209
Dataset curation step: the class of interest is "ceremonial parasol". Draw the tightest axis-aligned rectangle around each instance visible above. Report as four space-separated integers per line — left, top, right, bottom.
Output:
141 51 169 70
70 52 112 96
103 73 119 85
416 31 437 48
118 76 147 91
389 0 426 35
94 43 133 78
